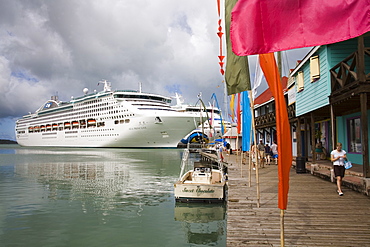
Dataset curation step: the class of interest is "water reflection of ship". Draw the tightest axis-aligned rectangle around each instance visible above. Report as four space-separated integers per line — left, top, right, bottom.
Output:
174 203 226 245
12 148 176 214
14 148 132 194
14 162 130 200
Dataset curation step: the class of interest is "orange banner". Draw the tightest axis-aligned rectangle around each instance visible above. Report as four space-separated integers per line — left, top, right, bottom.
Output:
259 53 292 210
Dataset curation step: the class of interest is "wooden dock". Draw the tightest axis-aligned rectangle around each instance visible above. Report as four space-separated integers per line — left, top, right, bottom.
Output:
201 152 370 246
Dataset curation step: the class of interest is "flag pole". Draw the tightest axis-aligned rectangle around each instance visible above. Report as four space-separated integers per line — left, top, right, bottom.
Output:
238 100 242 178
280 209 285 246
248 123 252 187
248 91 253 187
249 91 260 207
239 136 243 178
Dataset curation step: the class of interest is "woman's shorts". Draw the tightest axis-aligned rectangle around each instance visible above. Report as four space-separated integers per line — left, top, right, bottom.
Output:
334 165 345 178
272 154 278 159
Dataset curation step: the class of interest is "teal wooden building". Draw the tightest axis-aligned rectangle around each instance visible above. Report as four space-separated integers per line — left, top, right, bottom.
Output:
290 33 370 178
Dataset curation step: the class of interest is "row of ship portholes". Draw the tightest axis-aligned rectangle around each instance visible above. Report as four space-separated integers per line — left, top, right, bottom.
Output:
27 119 106 133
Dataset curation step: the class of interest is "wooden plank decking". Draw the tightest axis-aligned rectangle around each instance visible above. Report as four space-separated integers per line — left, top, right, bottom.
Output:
204 153 370 246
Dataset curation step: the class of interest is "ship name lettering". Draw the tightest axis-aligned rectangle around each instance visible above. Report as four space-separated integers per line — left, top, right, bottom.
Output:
181 188 194 193
129 127 147 130
196 188 215 193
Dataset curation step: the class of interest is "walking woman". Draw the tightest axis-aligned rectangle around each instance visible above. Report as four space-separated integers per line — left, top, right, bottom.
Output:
330 142 347 196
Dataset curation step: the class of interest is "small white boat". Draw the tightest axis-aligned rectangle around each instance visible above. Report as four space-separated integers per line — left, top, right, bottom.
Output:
174 149 227 203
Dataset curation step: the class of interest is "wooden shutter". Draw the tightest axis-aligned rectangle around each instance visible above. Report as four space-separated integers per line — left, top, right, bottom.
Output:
310 55 320 82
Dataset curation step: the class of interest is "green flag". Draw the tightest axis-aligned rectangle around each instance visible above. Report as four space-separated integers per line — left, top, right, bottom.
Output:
225 0 251 95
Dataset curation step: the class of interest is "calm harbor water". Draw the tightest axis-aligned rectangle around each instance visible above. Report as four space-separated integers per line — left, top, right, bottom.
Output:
0 145 226 247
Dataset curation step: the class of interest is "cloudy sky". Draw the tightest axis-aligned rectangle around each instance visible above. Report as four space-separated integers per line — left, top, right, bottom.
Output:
0 0 310 141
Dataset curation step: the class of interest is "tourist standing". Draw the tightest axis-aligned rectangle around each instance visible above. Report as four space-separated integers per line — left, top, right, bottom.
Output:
250 142 256 170
270 141 278 164
257 140 265 167
217 143 224 162
330 142 347 196
226 142 231 155
264 143 272 165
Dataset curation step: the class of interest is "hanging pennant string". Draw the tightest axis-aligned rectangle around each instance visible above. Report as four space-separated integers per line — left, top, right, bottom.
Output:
217 0 221 16
216 0 224 75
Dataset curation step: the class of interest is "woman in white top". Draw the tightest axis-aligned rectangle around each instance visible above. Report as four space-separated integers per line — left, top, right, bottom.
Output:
330 142 347 196
270 141 278 164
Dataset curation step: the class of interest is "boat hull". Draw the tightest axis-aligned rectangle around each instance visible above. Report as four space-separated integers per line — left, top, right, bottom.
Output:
174 182 227 203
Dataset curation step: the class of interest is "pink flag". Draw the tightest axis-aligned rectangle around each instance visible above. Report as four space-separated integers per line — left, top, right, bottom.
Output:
231 0 370 56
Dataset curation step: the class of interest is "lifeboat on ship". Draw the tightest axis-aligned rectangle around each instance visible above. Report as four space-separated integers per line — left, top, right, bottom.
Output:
28 127 34 133
64 122 71 129
46 124 52 130
72 121 79 129
87 119 97 127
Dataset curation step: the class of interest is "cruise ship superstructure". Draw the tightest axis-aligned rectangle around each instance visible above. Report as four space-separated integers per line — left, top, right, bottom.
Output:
15 81 202 148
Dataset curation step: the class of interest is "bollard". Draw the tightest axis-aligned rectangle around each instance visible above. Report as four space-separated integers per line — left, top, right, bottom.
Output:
296 156 306 174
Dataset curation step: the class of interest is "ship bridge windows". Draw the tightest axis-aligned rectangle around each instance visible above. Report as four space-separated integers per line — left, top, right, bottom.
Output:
114 94 171 103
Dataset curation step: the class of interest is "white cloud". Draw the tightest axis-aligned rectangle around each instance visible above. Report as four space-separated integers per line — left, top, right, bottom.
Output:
0 0 309 140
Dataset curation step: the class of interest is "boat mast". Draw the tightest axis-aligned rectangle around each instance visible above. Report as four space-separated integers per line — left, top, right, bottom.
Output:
223 81 228 124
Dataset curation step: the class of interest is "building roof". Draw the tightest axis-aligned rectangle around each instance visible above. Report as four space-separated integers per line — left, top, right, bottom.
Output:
254 76 288 105
223 125 242 138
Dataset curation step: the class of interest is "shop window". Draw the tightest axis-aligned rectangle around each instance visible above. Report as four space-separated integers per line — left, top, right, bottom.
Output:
347 117 361 153
271 102 275 112
260 106 266 115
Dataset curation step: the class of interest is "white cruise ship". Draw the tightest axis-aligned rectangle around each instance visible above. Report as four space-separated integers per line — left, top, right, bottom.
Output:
172 93 231 143
15 81 203 148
